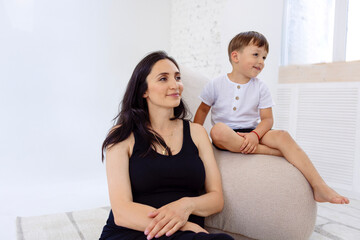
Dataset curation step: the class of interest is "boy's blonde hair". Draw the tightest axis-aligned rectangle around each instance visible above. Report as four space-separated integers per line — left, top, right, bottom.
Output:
228 31 269 62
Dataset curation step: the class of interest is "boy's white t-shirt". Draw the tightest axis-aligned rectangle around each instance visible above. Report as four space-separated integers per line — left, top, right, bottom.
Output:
199 74 274 129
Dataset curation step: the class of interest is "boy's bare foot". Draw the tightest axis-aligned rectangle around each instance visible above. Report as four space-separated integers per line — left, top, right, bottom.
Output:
313 183 350 204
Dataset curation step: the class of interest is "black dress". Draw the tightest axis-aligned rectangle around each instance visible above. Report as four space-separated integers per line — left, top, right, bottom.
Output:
100 120 233 240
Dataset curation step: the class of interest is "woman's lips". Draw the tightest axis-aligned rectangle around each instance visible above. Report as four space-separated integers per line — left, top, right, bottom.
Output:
167 93 180 97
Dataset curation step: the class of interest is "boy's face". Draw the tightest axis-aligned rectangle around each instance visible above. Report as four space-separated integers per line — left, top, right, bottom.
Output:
231 44 268 80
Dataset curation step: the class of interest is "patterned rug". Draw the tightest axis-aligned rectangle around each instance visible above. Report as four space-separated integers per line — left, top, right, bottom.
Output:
309 199 360 240
17 201 360 240
16 207 110 240
16 207 252 240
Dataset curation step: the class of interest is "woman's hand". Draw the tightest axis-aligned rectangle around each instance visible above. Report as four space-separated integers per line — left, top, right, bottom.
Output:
237 132 259 154
180 221 208 233
144 198 193 239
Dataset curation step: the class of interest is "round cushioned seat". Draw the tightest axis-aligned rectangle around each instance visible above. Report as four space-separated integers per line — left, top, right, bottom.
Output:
205 150 317 240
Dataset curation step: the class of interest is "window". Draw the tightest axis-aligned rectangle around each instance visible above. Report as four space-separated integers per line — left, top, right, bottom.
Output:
346 0 360 61
282 0 360 65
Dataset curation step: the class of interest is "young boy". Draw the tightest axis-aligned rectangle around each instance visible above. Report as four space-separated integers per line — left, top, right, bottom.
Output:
194 31 349 204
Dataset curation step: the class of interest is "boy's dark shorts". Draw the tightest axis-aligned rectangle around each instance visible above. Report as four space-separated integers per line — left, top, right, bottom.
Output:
212 128 255 151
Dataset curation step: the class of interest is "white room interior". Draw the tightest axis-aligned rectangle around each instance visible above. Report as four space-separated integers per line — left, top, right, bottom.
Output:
1 0 172 237
1 0 359 239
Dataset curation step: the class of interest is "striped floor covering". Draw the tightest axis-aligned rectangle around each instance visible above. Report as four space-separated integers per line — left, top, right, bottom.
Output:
17 199 360 240
17 207 110 240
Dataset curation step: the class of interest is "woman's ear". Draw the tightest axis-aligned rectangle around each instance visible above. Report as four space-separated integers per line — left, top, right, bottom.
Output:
143 91 148 98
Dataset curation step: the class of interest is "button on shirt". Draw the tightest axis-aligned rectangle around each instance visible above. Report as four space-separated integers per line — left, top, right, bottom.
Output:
199 74 274 129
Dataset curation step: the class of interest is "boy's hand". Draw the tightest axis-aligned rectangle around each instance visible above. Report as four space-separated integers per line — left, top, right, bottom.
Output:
237 132 259 154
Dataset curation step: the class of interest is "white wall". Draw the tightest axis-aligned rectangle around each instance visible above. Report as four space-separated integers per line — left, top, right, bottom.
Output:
0 0 170 222
0 0 170 185
170 0 284 95
220 0 284 95
0 0 286 189
170 0 225 79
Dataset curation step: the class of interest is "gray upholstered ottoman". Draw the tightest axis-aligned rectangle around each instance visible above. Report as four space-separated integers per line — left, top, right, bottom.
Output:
205 151 317 240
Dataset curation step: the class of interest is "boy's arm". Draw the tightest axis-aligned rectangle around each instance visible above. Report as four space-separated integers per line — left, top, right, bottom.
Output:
194 102 211 125
238 107 273 153
254 107 274 138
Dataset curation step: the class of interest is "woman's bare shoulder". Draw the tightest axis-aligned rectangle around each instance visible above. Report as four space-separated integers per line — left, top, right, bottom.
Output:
106 130 135 158
189 122 209 146
189 121 207 133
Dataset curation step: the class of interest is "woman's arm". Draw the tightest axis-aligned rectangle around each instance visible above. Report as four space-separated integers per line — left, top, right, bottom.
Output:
186 122 224 216
106 134 156 231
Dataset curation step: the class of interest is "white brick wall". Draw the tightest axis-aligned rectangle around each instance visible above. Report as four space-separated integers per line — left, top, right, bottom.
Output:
170 0 227 79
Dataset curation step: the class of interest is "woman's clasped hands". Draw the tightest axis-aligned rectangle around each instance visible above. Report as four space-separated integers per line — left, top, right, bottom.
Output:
144 198 207 239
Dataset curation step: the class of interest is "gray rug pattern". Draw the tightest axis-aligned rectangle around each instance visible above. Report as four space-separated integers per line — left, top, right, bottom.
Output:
17 207 110 240
17 201 360 240
309 199 360 240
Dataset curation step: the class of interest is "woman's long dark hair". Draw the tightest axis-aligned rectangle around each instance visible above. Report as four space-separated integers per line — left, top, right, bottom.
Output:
102 51 189 161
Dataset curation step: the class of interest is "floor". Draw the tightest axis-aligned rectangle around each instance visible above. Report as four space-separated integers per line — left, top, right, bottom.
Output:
0 178 109 240
310 198 360 240
1 181 359 240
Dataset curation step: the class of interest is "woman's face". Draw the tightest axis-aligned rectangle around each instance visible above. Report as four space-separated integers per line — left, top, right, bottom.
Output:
143 59 183 109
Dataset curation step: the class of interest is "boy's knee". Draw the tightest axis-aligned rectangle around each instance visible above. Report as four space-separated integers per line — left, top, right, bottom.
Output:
274 130 292 142
210 127 221 142
210 123 227 142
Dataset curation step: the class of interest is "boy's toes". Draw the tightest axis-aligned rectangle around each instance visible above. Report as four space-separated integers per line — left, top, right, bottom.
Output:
330 197 343 204
331 196 349 204
313 184 350 204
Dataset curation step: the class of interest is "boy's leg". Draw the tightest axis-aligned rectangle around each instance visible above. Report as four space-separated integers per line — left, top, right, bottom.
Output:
260 130 349 204
210 123 243 151
210 123 281 155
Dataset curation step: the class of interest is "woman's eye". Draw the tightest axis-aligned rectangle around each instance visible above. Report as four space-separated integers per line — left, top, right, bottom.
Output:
159 77 167 81
176 76 181 81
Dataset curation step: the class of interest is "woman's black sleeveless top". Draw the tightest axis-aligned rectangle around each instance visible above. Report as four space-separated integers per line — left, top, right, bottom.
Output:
100 120 209 239
129 120 206 225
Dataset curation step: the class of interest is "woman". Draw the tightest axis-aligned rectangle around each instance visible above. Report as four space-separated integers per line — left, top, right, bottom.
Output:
100 51 233 240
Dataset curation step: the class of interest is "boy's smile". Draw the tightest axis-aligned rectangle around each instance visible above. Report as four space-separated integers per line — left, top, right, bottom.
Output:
253 65 262 70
